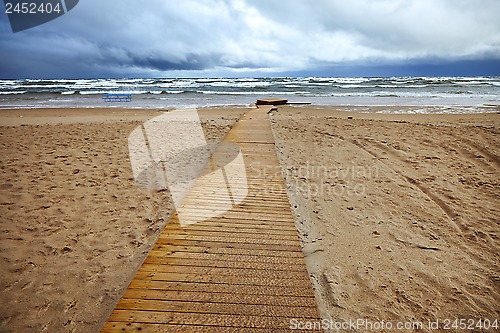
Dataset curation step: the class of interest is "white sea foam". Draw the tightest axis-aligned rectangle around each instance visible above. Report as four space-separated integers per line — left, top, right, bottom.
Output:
0 77 498 110
0 91 26 95
196 90 311 95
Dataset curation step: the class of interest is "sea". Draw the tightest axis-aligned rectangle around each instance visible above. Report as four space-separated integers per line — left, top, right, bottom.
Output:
1 77 499 112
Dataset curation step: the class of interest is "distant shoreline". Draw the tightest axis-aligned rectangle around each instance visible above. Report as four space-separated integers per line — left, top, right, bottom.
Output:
1 77 499 110
0 104 499 116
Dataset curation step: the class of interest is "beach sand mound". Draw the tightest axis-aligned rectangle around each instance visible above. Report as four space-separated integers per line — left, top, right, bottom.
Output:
270 106 499 331
0 107 245 333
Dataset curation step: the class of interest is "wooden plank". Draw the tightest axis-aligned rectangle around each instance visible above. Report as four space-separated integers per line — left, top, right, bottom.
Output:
179 211 296 221
155 234 301 247
154 238 303 252
137 264 311 280
122 289 317 307
107 310 314 329
175 214 294 226
181 199 292 210
164 222 297 232
149 244 304 258
102 322 320 333
171 213 296 224
114 299 319 318
180 221 298 232
132 271 313 288
161 229 300 241
126 280 313 296
147 251 307 265
142 257 308 272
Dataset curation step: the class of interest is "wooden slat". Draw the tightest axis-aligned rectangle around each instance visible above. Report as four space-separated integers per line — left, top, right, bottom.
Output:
122 289 317 307
156 234 301 247
163 224 298 235
142 257 308 272
178 221 298 231
114 299 319 318
149 244 304 258
154 238 304 252
137 264 311 280
147 251 305 264
132 271 313 287
159 229 300 240
102 322 320 333
107 310 315 329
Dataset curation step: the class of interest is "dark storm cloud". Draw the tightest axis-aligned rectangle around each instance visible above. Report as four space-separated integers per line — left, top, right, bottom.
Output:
1 0 499 78
131 53 224 71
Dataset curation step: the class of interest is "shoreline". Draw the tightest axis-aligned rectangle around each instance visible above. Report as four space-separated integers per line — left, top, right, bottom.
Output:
0 104 500 126
2 77 499 110
2 102 500 108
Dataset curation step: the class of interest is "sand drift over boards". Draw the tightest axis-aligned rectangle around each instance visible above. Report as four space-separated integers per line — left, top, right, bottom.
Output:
1 77 499 108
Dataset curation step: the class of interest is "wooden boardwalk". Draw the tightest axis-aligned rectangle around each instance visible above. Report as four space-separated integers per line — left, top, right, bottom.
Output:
100 106 321 332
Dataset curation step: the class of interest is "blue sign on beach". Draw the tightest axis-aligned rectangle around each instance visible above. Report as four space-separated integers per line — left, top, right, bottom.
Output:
103 94 133 102
3 0 79 33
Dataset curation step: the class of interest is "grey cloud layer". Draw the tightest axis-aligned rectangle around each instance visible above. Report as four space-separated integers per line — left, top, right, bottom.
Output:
1 0 499 77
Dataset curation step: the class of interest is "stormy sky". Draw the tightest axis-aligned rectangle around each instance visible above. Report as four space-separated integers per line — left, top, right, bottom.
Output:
1 0 499 78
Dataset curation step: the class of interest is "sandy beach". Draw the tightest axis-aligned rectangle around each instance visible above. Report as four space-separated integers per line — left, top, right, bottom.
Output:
0 107 246 332
270 106 499 331
0 105 498 332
